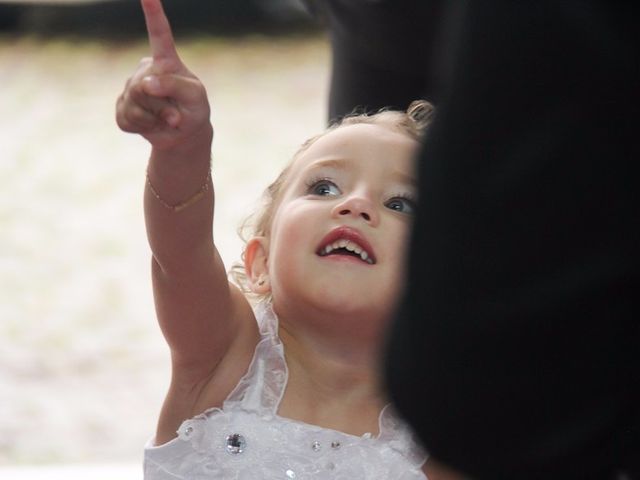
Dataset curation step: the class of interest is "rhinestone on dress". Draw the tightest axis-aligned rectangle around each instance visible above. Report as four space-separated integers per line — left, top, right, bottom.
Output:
285 469 296 478
184 426 194 437
331 441 341 449
225 433 246 454
311 441 321 452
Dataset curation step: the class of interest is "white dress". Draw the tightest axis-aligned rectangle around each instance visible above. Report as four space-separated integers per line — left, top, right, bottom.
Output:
144 302 428 479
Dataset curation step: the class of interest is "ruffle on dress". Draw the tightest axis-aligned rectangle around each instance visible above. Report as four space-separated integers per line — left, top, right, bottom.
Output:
144 302 428 479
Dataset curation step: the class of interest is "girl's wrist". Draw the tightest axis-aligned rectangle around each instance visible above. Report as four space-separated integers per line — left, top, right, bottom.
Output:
146 168 211 213
151 123 214 162
146 124 214 211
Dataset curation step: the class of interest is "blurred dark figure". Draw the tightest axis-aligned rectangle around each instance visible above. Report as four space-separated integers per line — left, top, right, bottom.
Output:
306 1 639 479
303 0 443 123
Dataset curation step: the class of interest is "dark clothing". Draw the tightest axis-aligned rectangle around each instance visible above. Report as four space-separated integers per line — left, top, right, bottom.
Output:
385 3 640 479
305 0 442 122
307 1 640 479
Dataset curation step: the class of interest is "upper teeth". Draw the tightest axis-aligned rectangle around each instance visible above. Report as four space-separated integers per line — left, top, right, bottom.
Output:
321 239 373 264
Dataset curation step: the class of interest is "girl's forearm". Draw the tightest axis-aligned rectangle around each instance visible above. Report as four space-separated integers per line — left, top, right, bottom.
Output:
144 126 216 274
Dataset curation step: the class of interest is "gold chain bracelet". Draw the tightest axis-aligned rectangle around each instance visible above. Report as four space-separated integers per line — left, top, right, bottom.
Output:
146 169 211 213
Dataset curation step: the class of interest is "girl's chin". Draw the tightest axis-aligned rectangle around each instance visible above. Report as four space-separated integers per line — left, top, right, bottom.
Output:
310 293 397 321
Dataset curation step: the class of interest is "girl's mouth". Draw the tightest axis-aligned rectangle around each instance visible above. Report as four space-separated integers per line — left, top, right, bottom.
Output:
317 239 374 264
316 226 376 265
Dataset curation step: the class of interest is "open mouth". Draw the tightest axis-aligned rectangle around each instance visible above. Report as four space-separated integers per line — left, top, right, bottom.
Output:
316 227 376 265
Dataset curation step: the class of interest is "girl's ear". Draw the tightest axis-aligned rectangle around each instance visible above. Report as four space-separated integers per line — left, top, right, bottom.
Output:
244 236 271 294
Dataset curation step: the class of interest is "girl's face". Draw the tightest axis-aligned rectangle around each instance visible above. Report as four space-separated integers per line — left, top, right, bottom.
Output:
260 123 419 332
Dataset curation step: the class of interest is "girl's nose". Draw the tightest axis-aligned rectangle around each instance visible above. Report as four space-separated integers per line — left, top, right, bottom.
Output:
331 194 379 226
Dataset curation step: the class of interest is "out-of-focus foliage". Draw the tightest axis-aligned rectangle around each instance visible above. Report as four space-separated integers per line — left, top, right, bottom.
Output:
0 0 315 36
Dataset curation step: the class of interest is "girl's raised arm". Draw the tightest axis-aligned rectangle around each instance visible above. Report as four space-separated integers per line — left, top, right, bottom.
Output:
116 0 257 390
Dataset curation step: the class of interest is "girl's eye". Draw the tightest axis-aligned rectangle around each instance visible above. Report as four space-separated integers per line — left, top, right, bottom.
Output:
308 179 341 197
385 197 416 215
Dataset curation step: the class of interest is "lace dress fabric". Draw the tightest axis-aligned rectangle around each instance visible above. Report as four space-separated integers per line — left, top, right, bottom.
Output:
144 303 428 479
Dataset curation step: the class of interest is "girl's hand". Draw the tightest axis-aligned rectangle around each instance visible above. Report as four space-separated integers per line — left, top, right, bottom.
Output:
116 0 211 152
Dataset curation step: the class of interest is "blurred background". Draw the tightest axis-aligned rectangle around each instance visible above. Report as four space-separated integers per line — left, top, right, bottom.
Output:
0 0 329 477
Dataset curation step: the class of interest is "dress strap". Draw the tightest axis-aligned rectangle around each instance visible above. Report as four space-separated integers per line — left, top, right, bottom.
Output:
223 302 288 415
377 404 428 468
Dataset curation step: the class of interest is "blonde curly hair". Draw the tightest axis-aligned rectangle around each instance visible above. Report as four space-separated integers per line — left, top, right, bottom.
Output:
229 100 435 302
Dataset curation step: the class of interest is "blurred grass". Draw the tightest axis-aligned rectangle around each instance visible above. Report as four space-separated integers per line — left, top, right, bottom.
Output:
0 31 328 464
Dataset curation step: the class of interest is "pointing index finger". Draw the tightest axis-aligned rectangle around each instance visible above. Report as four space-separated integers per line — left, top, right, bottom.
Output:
141 0 179 62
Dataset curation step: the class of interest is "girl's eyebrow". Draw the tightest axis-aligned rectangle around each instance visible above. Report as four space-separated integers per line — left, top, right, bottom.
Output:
305 158 416 186
305 158 350 171
390 170 417 187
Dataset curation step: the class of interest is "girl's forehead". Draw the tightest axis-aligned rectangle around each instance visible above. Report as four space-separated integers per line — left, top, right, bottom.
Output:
292 123 419 176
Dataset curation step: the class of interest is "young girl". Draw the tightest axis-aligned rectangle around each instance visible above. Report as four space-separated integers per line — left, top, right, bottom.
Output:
117 1 442 478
